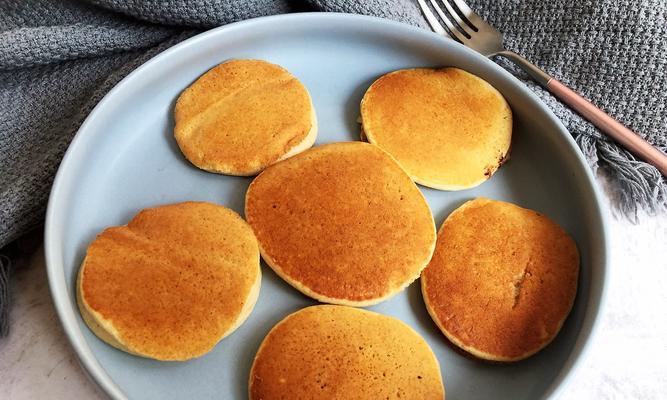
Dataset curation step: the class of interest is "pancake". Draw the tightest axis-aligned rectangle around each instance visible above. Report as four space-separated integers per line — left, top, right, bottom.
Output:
360 67 512 190
249 305 445 399
245 142 436 306
174 59 317 176
421 198 579 361
76 201 261 361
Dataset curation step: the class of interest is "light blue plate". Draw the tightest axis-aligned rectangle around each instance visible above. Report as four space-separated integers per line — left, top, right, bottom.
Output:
45 13 608 400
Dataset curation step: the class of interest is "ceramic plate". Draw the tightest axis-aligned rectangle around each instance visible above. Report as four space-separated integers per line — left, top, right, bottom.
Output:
45 13 608 400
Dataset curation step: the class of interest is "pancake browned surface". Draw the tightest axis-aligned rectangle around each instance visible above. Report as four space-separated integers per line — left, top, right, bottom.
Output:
77 202 261 361
249 305 444 399
421 198 579 362
174 59 317 175
360 67 512 190
245 142 436 306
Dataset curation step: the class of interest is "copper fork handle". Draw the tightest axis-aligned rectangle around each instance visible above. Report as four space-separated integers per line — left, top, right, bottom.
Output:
496 51 667 176
546 78 667 176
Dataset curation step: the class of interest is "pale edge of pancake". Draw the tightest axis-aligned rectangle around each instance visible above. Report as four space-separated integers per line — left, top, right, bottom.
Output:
175 82 318 177
254 240 423 307
247 305 445 399
275 105 318 164
77 252 262 361
244 145 436 307
247 303 296 399
420 198 579 362
359 68 512 191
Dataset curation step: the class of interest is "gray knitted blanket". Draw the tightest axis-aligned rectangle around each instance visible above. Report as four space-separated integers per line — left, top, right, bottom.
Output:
1 0 666 335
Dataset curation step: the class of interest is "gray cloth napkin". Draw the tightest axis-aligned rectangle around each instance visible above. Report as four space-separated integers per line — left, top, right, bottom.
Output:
0 0 665 335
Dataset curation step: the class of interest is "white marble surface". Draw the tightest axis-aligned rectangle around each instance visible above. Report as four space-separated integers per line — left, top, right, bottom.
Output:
0 177 666 399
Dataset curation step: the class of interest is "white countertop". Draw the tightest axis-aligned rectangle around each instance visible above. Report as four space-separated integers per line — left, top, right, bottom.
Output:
1 174 665 399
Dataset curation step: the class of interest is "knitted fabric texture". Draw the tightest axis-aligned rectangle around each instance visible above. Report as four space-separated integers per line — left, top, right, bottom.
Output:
0 0 665 334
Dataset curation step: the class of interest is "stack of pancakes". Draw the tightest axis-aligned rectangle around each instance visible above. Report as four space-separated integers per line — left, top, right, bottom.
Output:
77 58 581 398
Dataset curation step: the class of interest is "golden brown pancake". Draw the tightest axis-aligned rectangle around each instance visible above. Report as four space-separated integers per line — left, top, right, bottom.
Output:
245 142 436 306
174 59 317 175
249 305 445 399
421 198 579 361
77 201 261 361
360 67 512 190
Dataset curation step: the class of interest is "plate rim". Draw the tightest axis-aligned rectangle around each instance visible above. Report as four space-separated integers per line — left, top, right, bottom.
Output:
44 12 609 400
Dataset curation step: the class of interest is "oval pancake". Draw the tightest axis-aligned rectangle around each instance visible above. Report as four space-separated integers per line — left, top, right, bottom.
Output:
421 198 579 362
245 142 436 306
76 201 261 361
174 59 317 175
360 67 512 190
249 305 445 400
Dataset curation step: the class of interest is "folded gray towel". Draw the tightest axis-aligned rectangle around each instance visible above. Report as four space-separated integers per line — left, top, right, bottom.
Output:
0 0 665 335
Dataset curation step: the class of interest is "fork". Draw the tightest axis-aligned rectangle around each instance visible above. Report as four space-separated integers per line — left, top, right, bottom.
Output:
417 0 667 176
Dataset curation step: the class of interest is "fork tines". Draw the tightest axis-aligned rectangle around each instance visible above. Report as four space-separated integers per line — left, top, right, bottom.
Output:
417 0 478 43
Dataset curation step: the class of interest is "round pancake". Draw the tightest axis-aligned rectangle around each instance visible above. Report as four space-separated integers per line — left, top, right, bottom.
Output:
245 142 436 306
249 305 444 399
360 67 512 190
421 198 579 361
77 201 261 361
174 59 317 176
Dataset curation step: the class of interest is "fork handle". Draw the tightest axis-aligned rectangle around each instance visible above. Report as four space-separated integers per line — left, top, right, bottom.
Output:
496 51 667 176
547 79 667 175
